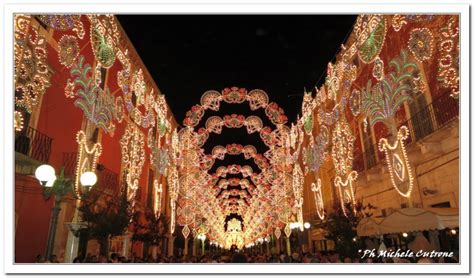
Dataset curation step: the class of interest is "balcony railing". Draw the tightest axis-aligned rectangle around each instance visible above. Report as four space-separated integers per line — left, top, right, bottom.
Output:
62 152 78 176
354 93 459 173
399 92 459 144
96 164 120 194
15 126 53 163
353 142 379 173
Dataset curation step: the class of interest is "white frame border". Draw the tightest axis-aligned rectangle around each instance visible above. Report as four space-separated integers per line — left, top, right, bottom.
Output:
1 1 470 274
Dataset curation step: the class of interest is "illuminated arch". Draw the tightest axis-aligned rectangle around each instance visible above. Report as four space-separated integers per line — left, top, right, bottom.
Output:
183 87 288 127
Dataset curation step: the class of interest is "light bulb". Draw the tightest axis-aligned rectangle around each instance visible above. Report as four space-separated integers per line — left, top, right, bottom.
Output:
35 164 56 185
80 171 97 187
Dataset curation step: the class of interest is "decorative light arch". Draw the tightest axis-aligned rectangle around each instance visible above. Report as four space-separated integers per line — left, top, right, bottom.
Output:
199 144 270 171
183 87 288 127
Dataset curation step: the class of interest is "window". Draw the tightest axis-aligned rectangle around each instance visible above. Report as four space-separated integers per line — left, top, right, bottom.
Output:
431 201 451 208
146 170 155 208
100 67 107 90
91 128 99 143
408 76 434 141
359 121 377 170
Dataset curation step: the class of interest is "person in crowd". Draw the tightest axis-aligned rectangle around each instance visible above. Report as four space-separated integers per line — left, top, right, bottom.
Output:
110 253 119 263
231 253 248 263
417 257 433 264
35 254 45 263
49 254 59 263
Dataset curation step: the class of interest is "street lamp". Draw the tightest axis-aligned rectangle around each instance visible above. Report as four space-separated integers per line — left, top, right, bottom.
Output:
80 171 98 187
197 234 206 255
288 221 311 254
35 164 97 261
35 164 56 187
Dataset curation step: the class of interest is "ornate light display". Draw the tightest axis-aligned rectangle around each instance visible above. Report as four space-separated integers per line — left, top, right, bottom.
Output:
67 55 117 134
14 15 52 119
58 35 80 68
359 49 422 198
391 15 407 32
224 218 244 249
331 119 358 216
36 15 85 39
292 164 304 231
302 127 329 174
167 164 179 234
378 126 414 197
407 27 434 62
317 96 347 126
120 122 145 207
202 144 269 171
361 49 419 129
87 15 121 68
194 114 285 148
14 111 24 132
325 63 341 101
372 56 385 81
117 55 156 129
354 15 387 64
167 128 181 234
74 130 102 199
437 17 459 98
311 179 325 220
174 88 294 248
183 87 287 127
334 171 358 216
153 179 163 217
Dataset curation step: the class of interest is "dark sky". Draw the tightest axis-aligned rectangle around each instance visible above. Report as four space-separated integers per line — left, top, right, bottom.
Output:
117 14 356 171
117 15 356 122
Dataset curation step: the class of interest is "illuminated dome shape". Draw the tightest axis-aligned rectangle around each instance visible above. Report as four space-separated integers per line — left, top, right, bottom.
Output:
80 171 98 187
35 164 56 186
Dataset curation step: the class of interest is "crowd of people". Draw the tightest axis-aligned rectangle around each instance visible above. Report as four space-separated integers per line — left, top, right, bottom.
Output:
34 250 459 264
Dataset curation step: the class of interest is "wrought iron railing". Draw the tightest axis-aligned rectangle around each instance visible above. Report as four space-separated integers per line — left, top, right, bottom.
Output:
354 93 459 173
62 152 78 176
399 92 459 144
353 144 378 173
96 164 119 193
15 126 53 163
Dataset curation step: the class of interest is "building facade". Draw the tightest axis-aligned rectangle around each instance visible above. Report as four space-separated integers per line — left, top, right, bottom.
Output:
14 15 177 262
299 15 459 254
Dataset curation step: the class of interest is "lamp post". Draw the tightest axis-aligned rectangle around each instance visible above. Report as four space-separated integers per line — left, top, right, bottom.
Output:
197 234 206 255
35 164 97 262
289 222 311 254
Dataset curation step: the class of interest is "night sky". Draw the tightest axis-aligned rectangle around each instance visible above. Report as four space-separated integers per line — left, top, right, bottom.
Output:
117 14 357 172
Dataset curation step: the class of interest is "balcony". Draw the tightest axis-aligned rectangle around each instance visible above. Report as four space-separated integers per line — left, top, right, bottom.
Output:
62 152 78 176
354 93 459 173
15 126 53 175
95 164 120 195
61 152 120 195
15 126 53 163
399 92 459 145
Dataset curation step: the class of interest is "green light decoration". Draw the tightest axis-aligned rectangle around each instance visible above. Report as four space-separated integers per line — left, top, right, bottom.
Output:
361 49 420 200
68 55 116 134
361 49 418 132
303 114 313 134
91 26 116 68
358 16 387 64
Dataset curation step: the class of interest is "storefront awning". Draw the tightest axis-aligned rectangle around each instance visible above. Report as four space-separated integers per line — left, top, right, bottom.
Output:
356 208 459 237
357 217 383 237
